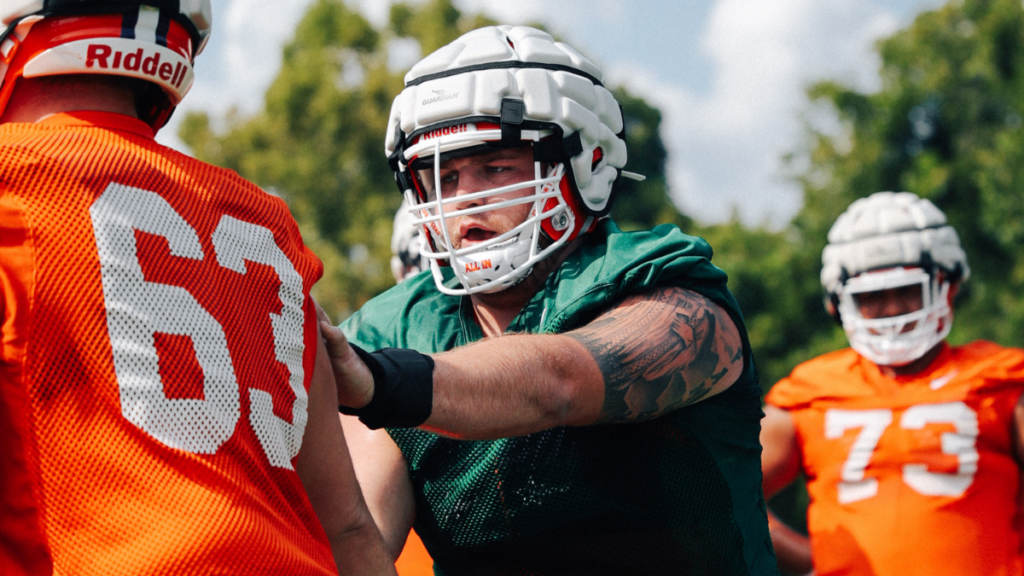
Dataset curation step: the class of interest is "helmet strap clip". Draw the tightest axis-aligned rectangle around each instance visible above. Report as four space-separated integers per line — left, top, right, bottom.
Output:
500 98 525 144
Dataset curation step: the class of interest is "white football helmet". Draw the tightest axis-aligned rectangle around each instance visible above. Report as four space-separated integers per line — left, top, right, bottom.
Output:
391 197 428 283
821 191 969 366
385 25 642 295
0 0 212 129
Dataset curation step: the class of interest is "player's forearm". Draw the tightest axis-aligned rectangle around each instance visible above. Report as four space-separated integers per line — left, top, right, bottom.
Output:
422 334 604 439
324 288 742 436
766 510 813 575
339 415 417 560
300 332 397 575
327 508 399 576
301 448 397 575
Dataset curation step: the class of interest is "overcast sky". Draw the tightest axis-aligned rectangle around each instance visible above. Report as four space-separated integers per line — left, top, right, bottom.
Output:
159 0 947 226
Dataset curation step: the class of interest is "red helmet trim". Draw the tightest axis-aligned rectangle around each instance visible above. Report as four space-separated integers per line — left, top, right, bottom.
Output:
0 13 196 129
541 173 595 242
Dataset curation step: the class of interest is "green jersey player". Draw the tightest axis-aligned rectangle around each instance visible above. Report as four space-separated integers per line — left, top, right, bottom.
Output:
320 25 777 576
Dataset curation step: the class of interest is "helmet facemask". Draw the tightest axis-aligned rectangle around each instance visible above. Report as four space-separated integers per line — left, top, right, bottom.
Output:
837 267 952 367
404 124 573 295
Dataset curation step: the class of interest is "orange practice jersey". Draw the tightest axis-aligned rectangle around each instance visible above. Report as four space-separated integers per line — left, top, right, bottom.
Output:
395 529 434 576
766 342 1024 576
0 112 335 575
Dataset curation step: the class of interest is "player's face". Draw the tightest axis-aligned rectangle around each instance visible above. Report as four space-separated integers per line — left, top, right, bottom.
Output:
415 146 536 250
853 282 924 332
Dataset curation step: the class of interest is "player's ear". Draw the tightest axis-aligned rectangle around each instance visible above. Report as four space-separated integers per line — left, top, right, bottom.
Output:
824 293 842 326
947 279 960 306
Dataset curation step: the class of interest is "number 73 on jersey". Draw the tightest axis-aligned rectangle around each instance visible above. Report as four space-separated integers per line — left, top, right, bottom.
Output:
826 402 979 504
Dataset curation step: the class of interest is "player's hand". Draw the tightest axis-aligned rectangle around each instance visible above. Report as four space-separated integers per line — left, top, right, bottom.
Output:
316 304 375 410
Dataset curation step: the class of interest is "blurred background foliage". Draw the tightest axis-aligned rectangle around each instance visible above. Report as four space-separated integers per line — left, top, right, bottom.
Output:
180 0 1024 563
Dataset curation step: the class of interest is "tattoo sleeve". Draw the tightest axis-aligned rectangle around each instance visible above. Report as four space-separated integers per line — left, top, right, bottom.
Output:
568 287 744 424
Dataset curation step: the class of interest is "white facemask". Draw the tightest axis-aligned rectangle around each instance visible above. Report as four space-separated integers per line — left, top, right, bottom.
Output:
837 267 951 366
405 127 574 296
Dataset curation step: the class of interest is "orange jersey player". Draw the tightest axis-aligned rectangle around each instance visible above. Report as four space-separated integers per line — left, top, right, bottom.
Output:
761 191 1024 576
0 2 393 575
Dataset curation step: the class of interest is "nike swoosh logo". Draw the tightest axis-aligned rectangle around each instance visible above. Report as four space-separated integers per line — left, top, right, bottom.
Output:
929 370 958 390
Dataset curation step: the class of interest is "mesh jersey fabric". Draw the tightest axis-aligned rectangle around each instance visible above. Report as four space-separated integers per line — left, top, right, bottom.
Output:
765 342 1024 576
342 220 778 576
0 112 335 575
0 197 51 576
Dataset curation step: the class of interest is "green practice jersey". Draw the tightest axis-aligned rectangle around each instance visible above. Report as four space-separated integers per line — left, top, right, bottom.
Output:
341 221 777 576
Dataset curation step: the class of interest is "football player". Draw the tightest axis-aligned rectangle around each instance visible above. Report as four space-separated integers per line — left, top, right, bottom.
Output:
322 25 778 575
390 198 429 283
760 191 1024 575
0 2 393 574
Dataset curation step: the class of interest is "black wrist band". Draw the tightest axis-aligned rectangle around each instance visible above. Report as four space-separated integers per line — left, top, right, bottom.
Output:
338 344 434 430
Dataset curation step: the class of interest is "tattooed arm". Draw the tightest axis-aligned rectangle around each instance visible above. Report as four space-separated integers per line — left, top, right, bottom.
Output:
567 287 744 424
323 286 744 440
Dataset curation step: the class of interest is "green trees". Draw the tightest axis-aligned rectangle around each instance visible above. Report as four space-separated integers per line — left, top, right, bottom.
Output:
775 0 1024 378
182 0 403 319
728 2 1024 556
672 0 1024 396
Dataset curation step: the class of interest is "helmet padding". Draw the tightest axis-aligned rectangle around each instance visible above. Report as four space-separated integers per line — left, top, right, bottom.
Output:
822 191 969 295
386 25 627 215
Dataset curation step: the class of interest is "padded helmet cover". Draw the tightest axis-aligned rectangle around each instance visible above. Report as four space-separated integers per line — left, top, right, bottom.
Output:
385 25 627 215
821 191 970 296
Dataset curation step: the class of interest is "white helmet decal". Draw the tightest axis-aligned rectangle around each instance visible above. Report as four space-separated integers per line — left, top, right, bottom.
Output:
822 191 969 366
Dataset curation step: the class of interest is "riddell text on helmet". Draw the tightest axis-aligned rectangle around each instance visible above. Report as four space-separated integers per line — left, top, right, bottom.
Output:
414 123 473 144
86 44 188 88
